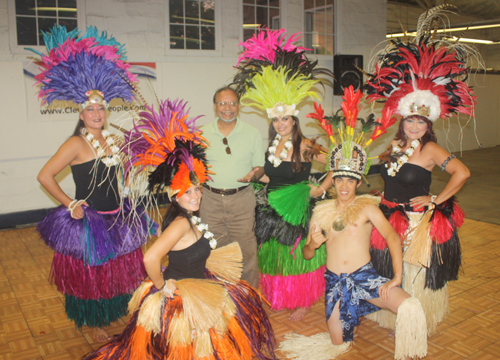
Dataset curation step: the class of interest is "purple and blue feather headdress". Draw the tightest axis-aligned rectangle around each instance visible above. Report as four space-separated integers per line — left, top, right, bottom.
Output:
26 25 136 106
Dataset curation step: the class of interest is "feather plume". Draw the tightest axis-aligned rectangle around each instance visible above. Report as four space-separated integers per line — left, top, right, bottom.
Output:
366 4 481 128
241 66 320 112
233 28 333 98
415 4 458 44
122 98 212 198
26 24 136 106
236 28 307 66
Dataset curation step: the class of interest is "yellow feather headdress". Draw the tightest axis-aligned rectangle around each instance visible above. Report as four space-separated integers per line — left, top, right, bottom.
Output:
241 66 320 119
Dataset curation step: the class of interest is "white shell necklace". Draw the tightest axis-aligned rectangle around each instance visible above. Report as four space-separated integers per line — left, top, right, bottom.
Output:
191 216 217 249
268 134 293 167
80 128 120 167
386 139 420 176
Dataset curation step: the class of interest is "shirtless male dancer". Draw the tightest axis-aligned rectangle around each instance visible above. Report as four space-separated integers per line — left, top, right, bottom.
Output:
299 141 428 360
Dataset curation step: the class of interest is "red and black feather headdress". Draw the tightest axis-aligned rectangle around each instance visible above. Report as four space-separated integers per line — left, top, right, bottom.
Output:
366 5 478 123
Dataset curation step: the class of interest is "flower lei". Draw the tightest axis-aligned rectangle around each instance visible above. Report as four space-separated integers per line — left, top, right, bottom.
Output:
386 139 420 176
80 128 120 167
268 134 293 167
191 216 217 249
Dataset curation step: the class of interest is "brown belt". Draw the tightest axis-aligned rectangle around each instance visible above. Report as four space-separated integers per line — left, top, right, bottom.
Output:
203 184 249 196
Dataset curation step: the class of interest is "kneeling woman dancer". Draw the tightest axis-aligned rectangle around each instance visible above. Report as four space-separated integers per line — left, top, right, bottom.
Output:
84 99 277 360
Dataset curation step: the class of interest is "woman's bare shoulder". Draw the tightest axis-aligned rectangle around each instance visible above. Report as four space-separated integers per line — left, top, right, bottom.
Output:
421 141 442 151
54 135 86 157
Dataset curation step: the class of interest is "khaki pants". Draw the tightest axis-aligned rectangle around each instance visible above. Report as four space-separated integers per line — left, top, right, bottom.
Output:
200 185 259 288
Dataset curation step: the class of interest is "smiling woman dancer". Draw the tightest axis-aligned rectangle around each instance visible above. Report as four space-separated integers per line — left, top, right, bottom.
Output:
364 7 477 335
30 26 156 342
83 98 277 360
233 29 334 321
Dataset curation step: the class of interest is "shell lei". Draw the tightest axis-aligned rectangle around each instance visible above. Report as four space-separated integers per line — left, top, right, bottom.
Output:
386 139 420 176
81 128 121 167
191 216 217 249
268 134 293 167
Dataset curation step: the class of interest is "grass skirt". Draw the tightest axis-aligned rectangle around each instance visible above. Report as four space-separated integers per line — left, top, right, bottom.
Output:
256 183 326 310
37 199 156 265
369 198 463 335
36 199 156 329
82 277 277 360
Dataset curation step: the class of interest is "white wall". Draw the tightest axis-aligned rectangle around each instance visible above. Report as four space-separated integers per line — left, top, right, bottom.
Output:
0 0 497 215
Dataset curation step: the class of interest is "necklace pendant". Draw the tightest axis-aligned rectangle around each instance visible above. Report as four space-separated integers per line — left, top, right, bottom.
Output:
333 218 345 231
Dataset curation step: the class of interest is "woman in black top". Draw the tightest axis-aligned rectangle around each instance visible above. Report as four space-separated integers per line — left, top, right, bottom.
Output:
37 103 155 342
83 184 277 360
368 115 470 335
256 115 332 321
83 97 277 360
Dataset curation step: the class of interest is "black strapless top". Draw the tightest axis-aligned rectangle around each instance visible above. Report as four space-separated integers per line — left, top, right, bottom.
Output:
264 159 312 190
381 163 432 204
71 159 120 212
163 236 211 281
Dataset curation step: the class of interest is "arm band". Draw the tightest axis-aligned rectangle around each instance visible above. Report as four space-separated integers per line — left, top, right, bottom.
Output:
440 154 456 172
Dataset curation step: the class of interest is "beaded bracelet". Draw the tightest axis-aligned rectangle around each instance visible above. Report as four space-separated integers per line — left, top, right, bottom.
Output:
440 154 456 172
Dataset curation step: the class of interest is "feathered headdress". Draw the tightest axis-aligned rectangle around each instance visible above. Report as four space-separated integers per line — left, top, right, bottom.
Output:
307 85 385 180
26 25 136 108
232 28 333 118
122 98 212 199
366 5 479 122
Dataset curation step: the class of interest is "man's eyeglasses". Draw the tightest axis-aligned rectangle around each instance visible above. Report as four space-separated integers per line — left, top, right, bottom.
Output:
217 101 238 107
222 138 231 155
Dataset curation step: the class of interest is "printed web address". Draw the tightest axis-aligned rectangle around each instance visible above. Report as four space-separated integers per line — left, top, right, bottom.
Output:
39 105 147 115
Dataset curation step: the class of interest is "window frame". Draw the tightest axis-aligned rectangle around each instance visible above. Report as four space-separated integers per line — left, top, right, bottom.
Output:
164 0 222 57
8 0 86 54
240 0 282 43
303 0 335 59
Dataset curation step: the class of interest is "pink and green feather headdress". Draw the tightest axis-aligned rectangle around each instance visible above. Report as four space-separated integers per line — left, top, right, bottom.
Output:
233 28 333 118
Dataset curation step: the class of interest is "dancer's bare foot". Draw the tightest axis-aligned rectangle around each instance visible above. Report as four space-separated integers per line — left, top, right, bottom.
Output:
289 307 309 321
92 328 111 343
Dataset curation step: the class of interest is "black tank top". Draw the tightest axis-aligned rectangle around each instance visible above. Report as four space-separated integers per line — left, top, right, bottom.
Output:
71 159 120 211
264 159 312 190
381 163 432 204
163 236 211 281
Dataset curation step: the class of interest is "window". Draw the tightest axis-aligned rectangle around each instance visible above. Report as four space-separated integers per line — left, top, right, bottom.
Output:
168 0 216 50
14 0 78 46
304 0 334 55
242 0 280 42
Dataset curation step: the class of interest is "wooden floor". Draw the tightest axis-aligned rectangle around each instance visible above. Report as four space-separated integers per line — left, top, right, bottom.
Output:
1 218 499 360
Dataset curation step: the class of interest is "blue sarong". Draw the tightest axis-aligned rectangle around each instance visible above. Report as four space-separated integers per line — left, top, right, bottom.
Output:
325 262 390 341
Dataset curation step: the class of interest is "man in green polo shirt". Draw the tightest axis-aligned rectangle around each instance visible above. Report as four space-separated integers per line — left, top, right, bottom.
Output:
200 86 265 288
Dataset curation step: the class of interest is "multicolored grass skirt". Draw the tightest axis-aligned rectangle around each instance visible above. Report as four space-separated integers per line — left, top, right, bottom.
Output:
255 182 326 310
368 197 464 335
37 199 157 329
82 276 277 360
